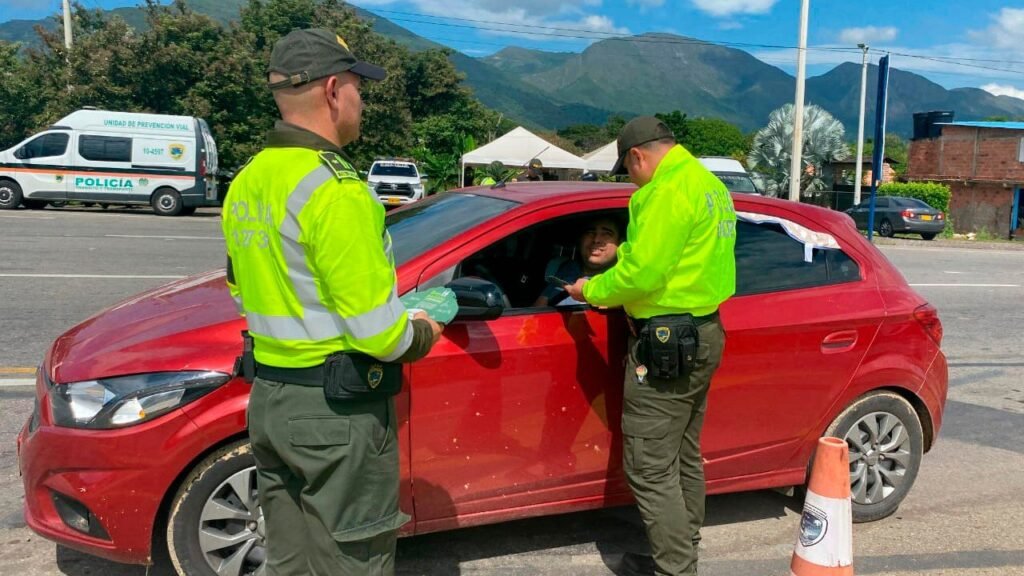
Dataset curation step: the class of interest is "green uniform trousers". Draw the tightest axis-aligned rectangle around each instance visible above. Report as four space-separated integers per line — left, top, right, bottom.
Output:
622 318 726 576
248 377 410 576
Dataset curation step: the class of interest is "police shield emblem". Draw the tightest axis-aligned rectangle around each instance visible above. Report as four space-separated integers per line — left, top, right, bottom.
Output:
656 326 671 343
368 364 384 389
798 503 828 547
169 144 185 160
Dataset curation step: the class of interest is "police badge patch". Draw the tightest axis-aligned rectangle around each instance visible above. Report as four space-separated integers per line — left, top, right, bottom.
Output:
656 326 671 343
798 503 828 547
368 364 384 389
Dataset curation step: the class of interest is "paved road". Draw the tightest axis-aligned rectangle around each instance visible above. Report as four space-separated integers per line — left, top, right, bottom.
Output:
1 207 1022 575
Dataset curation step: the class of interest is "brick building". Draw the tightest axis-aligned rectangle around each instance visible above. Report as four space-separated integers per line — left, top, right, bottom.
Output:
907 121 1024 238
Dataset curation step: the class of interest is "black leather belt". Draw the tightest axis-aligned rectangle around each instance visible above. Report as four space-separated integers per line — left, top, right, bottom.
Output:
255 362 325 387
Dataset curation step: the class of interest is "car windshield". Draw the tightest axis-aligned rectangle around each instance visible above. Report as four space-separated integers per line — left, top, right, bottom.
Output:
714 173 758 193
371 163 418 178
386 194 518 266
896 197 933 209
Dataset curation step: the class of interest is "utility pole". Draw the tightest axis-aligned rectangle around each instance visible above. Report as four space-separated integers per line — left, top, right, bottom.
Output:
853 43 869 206
788 0 810 202
62 0 73 50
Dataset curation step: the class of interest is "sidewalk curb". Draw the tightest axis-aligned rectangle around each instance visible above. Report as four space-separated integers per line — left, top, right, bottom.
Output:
870 237 1024 251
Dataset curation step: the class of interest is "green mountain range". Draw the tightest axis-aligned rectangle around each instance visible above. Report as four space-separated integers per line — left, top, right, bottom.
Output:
4 1 1023 136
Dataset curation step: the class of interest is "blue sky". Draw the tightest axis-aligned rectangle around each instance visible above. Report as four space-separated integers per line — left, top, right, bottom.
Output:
4 0 1023 99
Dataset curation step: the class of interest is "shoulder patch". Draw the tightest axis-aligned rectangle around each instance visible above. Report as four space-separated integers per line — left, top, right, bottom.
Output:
319 151 359 181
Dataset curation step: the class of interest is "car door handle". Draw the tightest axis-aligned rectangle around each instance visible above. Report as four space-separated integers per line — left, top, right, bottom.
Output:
821 331 858 354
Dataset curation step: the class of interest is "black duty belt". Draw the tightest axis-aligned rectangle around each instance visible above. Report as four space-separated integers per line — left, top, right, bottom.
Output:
629 311 720 335
255 362 325 387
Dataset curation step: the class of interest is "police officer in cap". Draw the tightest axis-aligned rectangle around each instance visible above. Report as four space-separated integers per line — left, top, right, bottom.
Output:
222 28 443 575
566 117 736 576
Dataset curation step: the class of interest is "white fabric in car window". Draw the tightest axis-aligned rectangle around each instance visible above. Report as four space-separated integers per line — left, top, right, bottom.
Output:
736 211 841 263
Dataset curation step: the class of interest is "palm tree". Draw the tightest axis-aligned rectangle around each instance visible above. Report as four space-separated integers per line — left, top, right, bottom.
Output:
748 104 849 197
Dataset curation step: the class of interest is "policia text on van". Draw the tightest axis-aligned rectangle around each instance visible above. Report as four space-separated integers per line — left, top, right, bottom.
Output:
0 109 219 216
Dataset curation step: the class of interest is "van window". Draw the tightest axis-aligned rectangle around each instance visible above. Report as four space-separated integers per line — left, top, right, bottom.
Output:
79 135 132 163
15 133 70 160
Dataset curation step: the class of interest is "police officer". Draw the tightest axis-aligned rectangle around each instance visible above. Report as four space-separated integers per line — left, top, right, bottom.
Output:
565 117 736 576
478 160 503 186
222 29 443 575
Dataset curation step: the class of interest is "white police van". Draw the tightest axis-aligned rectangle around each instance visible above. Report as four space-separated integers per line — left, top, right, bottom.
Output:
0 109 219 216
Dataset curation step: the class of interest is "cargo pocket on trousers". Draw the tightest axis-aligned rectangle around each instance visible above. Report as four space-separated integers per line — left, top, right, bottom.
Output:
288 416 351 447
622 415 674 473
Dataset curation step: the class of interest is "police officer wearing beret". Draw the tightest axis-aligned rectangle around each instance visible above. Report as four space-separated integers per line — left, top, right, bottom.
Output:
222 29 443 575
566 117 736 576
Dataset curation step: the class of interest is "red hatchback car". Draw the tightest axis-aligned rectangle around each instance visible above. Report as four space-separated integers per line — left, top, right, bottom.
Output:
18 183 947 575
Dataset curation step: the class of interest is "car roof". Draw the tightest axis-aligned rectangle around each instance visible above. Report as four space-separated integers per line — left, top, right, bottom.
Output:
457 182 855 229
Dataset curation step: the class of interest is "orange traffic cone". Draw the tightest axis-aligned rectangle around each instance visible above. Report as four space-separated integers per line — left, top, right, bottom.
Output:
790 437 854 575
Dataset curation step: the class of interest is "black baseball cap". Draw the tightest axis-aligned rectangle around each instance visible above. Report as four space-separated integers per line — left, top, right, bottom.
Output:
610 116 675 175
268 28 386 90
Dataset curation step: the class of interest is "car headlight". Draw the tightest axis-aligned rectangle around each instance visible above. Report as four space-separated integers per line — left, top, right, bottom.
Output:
413 183 424 192
49 371 230 429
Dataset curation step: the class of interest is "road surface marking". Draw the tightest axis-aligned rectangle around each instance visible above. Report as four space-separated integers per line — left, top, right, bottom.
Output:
0 214 55 220
0 379 36 387
909 283 1020 288
0 273 185 279
105 234 221 240
0 367 36 374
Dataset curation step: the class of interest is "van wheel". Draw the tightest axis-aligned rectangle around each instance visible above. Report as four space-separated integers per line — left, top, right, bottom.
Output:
0 180 22 210
167 440 266 576
23 199 48 210
823 391 923 523
152 188 184 216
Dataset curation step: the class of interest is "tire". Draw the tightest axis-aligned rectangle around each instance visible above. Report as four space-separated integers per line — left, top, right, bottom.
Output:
878 219 895 237
167 440 266 576
22 199 48 210
823 391 924 523
0 179 23 210
920 233 936 241
179 206 197 216
152 188 184 216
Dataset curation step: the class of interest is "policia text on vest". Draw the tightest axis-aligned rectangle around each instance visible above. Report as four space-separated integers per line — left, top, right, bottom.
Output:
221 28 443 575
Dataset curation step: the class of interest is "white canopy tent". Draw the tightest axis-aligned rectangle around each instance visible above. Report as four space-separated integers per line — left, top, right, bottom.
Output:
460 127 587 186
583 140 619 173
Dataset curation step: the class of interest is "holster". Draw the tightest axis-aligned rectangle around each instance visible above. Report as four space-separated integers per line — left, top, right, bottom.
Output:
322 352 403 401
236 330 256 383
636 315 700 381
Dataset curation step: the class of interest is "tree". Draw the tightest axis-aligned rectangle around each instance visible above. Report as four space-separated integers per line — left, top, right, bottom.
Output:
748 104 849 196
557 123 609 152
654 110 688 142
681 117 748 158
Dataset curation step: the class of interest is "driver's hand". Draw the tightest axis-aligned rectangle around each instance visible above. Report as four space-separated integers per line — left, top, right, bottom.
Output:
414 311 444 345
565 278 588 303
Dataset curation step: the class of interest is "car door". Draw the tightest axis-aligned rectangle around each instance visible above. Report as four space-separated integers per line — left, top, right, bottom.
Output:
701 208 885 486
10 132 72 201
407 200 632 525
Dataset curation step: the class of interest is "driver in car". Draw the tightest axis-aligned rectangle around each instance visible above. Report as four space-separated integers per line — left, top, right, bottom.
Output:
535 216 622 307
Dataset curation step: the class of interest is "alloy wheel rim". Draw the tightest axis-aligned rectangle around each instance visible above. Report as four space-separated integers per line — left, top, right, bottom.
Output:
198 466 266 576
0 188 11 204
160 195 176 210
844 411 911 505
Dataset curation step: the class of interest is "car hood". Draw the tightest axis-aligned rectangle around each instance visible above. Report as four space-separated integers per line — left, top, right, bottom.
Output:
369 176 420 184
48 269 244 385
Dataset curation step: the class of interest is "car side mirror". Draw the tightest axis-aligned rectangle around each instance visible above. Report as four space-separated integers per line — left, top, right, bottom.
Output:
446 277 505 321
13 147 27 160
420 175 429 181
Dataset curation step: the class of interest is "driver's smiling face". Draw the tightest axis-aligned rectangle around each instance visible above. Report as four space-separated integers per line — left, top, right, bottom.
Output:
579 218 620 274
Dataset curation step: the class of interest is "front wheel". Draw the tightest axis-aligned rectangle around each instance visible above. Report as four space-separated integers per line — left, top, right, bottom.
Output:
920 233 936 241
167 441 266 576
152 188 184 216
878 219 895 237
823 391 924 523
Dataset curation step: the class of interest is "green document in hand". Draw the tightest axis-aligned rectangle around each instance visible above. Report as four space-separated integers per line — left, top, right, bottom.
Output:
400 287 459 325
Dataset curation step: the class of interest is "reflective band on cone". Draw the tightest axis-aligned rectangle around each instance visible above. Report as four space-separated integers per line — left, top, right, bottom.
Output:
790 437 854 575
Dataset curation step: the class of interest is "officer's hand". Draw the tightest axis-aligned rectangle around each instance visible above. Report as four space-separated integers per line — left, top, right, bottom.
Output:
414 311 444 345
565 278 588 303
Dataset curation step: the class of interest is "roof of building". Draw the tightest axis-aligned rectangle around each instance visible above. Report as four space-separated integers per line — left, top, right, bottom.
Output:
936 121 1024 131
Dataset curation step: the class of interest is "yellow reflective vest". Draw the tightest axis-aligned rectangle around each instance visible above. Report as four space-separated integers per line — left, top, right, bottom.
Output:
583 145 737 319
222 124 412 368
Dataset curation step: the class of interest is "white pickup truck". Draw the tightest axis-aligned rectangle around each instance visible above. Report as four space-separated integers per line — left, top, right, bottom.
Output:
367 159 425 207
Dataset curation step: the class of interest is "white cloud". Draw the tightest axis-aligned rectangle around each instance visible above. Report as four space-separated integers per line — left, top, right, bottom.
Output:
691 0 778 18
982 84 1024 102
718 21 744 31
969 8 1024 54
628 0 666 7
838 26 898 45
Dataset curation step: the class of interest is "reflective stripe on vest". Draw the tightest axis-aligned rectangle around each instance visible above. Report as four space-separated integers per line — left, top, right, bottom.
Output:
246 164 412 360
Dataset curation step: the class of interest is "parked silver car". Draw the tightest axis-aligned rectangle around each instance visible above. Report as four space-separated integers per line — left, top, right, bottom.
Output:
846 196 946 240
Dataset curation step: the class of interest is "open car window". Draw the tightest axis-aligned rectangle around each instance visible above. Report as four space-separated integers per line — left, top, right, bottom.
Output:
421 209 628 312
